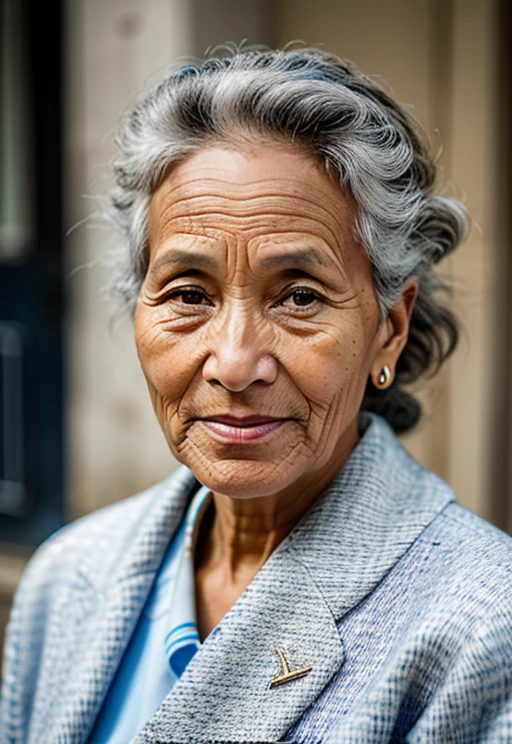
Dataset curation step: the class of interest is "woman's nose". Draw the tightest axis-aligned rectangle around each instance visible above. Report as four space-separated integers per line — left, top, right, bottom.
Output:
201 308 278 392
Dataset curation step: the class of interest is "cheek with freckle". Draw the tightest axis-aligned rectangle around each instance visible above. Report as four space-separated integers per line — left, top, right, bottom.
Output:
294 327 373 444
135 316 203 440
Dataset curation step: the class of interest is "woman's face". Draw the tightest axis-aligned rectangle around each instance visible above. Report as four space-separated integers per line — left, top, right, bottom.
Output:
135 144 405 500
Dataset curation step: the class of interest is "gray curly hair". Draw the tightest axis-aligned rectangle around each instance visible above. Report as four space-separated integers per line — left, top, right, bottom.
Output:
107 47 468 433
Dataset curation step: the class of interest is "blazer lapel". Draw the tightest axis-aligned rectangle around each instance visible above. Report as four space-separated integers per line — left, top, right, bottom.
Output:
286 412 456 622
135 543 343 744
42 467 196 744
135 414 455 743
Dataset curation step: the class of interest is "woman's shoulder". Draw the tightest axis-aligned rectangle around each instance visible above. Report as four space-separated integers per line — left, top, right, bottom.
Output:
419 501 512 613
375 499 512 640
439 499 512 547
431 500 512 577
14 466 194 602
0 467 196 741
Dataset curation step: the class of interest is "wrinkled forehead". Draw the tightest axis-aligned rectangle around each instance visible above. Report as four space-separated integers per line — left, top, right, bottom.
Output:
148 144 360 254
151 144 355 220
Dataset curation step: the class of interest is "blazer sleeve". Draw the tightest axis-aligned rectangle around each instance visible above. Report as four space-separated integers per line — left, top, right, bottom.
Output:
0 528 72 744
0 485 162 744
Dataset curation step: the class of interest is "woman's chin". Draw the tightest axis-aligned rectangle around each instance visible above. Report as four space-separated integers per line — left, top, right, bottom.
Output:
170 423 309 497
180 450 308 500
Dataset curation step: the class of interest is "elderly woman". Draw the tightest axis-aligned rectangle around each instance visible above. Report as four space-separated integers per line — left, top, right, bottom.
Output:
2 48 512 744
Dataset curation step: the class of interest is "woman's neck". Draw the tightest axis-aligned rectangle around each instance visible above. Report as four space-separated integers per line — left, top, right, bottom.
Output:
194 487 317 641
194 421 360 639
204 488 315 578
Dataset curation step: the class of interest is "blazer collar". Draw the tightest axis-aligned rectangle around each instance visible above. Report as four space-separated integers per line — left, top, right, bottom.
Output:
287 412 455 620
133 413 455 743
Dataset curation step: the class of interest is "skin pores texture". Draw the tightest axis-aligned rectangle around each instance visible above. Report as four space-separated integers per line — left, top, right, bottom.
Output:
135 144 415 522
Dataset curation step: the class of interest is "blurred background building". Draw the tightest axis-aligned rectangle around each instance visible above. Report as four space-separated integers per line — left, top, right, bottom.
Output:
0 0 511 656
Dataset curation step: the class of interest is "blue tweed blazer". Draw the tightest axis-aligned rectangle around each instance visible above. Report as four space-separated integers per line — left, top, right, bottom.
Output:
1 413 512 743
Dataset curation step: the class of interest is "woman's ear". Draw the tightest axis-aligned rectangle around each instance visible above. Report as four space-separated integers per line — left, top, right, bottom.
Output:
370 277 419 388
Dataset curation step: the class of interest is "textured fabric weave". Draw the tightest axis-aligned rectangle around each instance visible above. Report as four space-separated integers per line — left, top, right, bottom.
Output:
1 414 512 743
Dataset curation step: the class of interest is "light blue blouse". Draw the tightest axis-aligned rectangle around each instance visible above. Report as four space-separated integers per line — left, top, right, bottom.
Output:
87 485 212 743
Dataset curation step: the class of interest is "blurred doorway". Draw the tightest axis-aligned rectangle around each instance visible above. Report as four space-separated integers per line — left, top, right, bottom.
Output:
0 0 65 545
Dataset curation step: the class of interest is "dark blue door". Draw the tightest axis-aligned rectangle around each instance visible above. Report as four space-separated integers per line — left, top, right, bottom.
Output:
0 0 65 545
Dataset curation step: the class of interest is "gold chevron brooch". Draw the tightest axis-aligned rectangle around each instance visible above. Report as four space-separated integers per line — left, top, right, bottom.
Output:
270 647 312 688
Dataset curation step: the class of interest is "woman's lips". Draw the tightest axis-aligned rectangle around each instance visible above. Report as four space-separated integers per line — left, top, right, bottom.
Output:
198 415 288 443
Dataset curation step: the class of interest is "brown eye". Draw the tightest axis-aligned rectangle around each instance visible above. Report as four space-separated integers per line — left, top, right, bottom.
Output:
290 290 317 306
169 288 210 305
180 290 206 304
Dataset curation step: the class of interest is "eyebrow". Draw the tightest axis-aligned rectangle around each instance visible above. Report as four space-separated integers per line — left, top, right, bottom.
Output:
149 249 218 274
148 247 333 275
